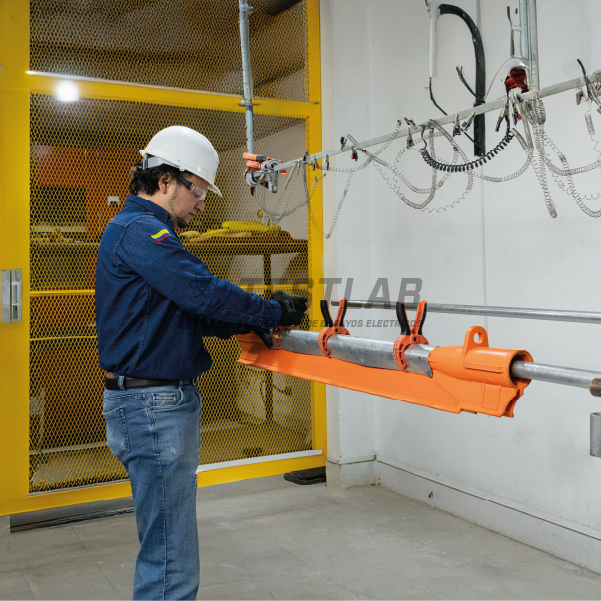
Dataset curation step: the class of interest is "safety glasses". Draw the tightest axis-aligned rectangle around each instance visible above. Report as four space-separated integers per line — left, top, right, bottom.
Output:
180 177 207 203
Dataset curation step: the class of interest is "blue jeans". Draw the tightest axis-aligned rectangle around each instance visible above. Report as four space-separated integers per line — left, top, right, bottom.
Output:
103 383 201 601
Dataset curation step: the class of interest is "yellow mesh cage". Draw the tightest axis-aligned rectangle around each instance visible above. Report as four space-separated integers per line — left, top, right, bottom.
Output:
30 0 309 102
29 93 314 492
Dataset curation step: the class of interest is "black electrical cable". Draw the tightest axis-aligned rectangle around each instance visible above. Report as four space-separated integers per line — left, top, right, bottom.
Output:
429 77 476 144
437 4 486 156
420 120 513 173
429 77 448 116
456 66 485 102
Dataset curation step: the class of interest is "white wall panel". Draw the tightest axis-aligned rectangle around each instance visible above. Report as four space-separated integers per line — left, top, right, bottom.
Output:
321 0 601 541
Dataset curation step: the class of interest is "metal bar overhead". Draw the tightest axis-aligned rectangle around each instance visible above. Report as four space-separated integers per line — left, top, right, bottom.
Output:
239 0 255 153
331 300 601 326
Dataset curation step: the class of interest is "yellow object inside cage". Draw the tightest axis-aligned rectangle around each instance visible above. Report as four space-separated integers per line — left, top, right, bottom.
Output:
0 0 325 515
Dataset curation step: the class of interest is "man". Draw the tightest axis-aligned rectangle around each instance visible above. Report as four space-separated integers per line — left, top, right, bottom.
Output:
95 125 307 600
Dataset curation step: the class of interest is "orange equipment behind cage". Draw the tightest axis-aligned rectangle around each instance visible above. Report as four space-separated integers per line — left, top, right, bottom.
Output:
237 304 533 418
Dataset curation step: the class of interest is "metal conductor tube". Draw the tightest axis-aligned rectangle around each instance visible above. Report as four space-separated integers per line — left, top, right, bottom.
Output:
527 0 539 90
239 0 255 153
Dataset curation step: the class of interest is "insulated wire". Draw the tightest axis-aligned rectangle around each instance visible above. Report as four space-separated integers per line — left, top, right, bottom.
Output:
255 91 601 233
523 93 601 217
382 135 456 195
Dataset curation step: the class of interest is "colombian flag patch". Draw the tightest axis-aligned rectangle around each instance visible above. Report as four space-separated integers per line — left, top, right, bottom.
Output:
151 229 172 242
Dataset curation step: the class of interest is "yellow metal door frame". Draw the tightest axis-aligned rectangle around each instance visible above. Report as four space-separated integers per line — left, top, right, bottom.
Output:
0 0 325 516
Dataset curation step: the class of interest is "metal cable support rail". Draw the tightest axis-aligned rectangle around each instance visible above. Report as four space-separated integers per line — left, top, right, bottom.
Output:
331 300 601 325
274 70 601 172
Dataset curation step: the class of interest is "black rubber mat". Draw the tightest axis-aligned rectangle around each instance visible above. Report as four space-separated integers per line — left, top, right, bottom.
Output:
284 466 326 485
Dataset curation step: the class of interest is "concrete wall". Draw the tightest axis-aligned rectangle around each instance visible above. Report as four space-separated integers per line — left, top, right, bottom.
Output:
320 0 601 571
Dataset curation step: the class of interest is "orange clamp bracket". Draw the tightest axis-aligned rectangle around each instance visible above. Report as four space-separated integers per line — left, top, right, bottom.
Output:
236 323 533 418
393 300 429 370
317 298 350 357
272 324 300 349
243 152 288 175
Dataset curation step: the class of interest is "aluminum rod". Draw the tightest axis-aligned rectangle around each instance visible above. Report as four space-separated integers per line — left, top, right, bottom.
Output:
519 0 529 62
331 300 601 326
272 329 601 395
511 361 599 391
527 0 540 90
274 70 600 172
239 0 255 153
277 329 433 373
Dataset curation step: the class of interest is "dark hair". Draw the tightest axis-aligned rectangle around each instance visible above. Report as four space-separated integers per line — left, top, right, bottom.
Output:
128 161 191 196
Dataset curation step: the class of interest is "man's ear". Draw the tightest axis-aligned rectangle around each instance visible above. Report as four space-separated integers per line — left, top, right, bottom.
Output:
157 172 173 194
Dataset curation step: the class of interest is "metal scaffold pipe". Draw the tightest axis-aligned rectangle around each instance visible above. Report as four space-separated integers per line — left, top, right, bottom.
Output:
331 300 601 326
511 361 601 392
527 0 540 90
519 0 530 64
273 69 600 172
274 329 601 397
239 0 255 153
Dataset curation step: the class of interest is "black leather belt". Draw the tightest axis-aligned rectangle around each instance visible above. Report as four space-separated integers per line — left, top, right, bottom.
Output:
105 377 194 391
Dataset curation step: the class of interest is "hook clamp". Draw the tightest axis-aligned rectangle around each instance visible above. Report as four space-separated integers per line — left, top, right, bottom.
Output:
318 299 350 357
392 300 429 370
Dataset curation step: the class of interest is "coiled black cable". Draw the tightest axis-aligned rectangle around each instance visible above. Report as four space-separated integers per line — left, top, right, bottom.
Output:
419 122 513 173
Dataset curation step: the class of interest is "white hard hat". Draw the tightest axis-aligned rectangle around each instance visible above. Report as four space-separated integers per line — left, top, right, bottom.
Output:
140 126 222 197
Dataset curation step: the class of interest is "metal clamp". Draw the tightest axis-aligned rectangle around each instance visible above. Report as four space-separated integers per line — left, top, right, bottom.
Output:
243 153 287 194
272 324 299 349
318 298 350 357
392 300 429 370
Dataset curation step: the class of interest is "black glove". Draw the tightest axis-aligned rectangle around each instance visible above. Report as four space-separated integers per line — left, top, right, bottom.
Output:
249 325 274 348
271 290 308 327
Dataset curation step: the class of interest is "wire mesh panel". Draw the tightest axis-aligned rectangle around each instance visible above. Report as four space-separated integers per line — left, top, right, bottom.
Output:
30 0 308 102
29 93 312 492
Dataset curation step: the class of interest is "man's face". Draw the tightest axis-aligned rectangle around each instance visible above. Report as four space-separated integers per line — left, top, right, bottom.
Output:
167 174 209 229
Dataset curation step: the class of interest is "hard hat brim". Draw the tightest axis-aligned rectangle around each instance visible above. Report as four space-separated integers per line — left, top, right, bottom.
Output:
205 179 223 197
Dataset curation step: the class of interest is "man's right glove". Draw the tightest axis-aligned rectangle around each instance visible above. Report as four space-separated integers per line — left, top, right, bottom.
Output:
271 290 308 326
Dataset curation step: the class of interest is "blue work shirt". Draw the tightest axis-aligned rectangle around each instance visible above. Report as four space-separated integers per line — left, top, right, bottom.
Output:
95 194 281 380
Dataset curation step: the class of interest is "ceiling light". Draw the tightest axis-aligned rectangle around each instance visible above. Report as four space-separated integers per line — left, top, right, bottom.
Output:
56 80 79 102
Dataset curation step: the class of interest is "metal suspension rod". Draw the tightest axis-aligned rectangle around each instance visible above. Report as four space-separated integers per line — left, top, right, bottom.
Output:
527 0 540 91
519 0 530 62
273 69 601 172
330 300 601 326
274 329 601 397
239 0 255 153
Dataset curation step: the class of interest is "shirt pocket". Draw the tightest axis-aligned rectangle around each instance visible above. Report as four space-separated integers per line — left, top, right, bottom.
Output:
102 406 131 464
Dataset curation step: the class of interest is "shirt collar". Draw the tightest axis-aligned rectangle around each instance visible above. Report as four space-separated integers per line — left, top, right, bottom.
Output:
125 194 173 226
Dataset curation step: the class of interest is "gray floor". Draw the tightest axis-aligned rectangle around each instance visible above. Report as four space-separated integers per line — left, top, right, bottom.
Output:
3 476 601 600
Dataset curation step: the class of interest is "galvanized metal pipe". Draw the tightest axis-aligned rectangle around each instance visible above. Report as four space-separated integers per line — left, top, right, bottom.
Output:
239 0 255 153
331 300 601 326
274 70 600 172
527 0 540 90
510 361 600 391
274 329 601 396
519 0 530 62
277 329 434 375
